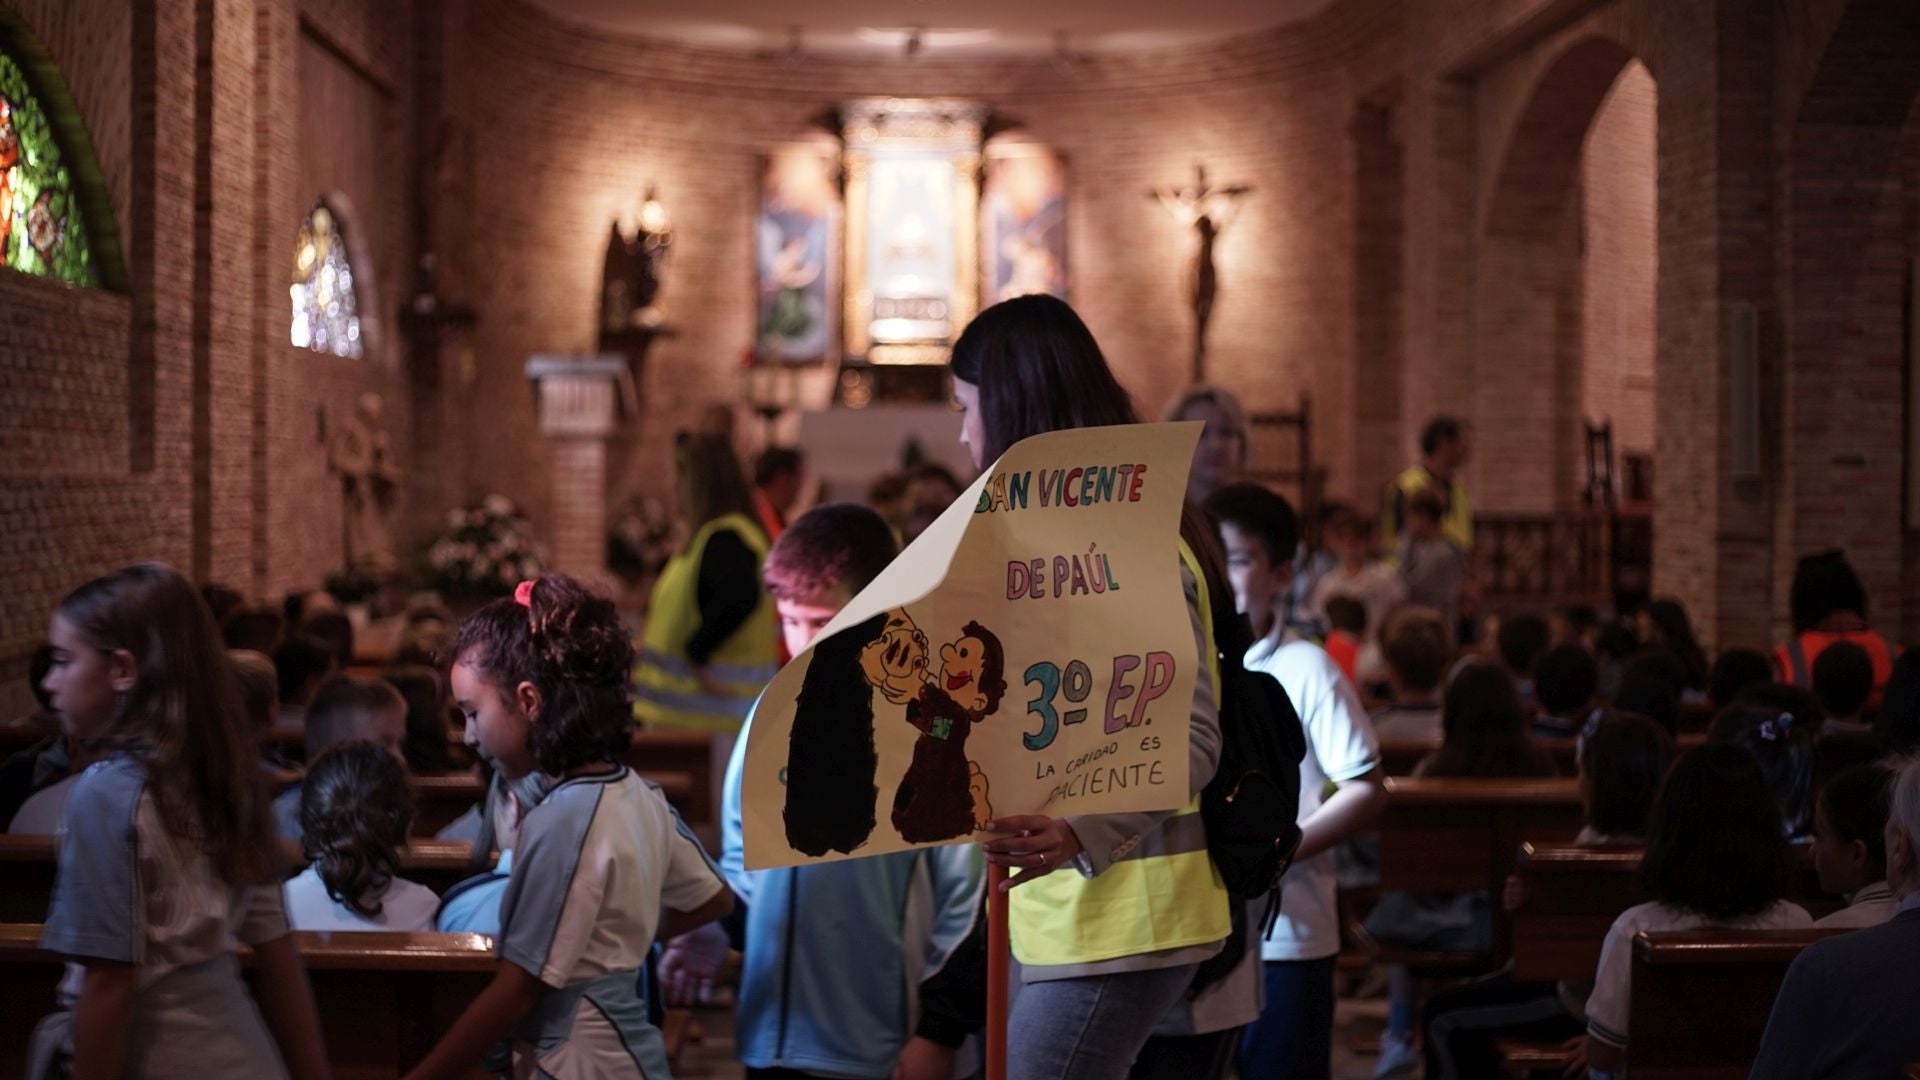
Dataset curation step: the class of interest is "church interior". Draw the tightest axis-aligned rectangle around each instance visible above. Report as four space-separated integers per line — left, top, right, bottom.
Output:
4 0 1920 1077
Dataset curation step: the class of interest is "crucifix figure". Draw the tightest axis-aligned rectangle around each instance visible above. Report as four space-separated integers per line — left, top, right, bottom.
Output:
1151 164 1252 384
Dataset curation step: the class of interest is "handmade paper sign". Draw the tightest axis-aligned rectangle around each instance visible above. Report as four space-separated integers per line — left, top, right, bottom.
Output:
743 421 1202 869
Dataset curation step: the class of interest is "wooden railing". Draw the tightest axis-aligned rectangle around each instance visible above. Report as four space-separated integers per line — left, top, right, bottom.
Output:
1471 508 1651 610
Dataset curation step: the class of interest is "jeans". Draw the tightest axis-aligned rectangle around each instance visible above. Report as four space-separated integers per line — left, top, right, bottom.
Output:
1421 976 1580 1080
1007 963 1202 1080
1238 957 1338 1080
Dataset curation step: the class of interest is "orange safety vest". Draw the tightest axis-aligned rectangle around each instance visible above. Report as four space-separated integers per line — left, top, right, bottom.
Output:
1773 629 1899 698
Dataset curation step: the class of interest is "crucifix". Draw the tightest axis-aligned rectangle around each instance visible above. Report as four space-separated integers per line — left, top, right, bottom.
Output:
1151 164 1252 384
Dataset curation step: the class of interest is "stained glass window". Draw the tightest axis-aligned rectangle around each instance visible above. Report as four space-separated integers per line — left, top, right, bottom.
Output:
0 49 97 285
291 202 364 358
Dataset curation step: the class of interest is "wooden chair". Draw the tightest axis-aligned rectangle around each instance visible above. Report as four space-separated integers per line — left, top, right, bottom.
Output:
1627 929 1847 1079
0 923 499 1079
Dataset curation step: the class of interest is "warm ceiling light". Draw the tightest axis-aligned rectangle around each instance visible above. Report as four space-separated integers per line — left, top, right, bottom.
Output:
856 26 996 48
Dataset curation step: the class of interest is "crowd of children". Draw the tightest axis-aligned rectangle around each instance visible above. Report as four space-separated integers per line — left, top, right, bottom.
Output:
6 292 1920 1079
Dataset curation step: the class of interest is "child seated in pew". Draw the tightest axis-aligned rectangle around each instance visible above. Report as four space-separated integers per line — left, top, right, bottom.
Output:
1610 650 1685 736
1366 661 1558 1076
384 663 463 774
1369 606 1452 741
1532 644 1600 739
284 740 438 931
0 645 67 830
1814 641 1876 737
1811 763 1898 928
272 674 408 840
30 564 327 1079
405 573 732 1080
1707 647 1774 711
1322 594 1367 688
271 634 336 736
1421 710 1676 1080
1497 612 1551 707
1711 687 1821 839
1579 743 1813 1078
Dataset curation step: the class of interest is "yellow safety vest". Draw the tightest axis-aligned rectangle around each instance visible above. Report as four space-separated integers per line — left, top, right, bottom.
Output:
1008 540 1232 967
1379 465 1473 556
633 513 778 733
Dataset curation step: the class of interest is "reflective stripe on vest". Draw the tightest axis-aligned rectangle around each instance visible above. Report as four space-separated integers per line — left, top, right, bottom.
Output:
633 513 778 733
1007 540 1231 968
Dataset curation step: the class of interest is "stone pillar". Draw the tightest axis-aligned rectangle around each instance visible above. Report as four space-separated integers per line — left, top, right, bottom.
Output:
525 355 635 581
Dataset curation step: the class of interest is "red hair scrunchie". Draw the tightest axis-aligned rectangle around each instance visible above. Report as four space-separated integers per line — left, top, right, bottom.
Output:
514 579 536 608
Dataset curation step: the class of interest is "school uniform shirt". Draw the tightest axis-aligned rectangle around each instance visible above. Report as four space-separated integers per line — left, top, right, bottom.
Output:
7 772 79 835
1816 881 1896 929
1245 630 1381 962
1584 899 1812 1048
721 725 984 1078
36 754 292 1078
283 865 439 931
497 765 726 1078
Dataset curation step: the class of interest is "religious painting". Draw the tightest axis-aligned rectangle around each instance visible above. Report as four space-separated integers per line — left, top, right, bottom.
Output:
866 156 957 345
980 143 1067 304
755 145 839 363
0 49 97 285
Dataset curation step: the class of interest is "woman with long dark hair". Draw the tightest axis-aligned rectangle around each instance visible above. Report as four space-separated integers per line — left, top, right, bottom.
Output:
917 295 1251 1079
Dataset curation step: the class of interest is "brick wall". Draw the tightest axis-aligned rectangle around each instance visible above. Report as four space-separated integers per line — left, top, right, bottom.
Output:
1580 62 1657 482
436 0 1403 535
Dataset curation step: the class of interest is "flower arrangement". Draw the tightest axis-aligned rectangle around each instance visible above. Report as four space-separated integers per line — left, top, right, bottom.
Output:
607 492 680 587
422 495 550 600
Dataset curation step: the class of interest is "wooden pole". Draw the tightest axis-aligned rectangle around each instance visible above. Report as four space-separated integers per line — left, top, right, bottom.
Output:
986 863 1010 1080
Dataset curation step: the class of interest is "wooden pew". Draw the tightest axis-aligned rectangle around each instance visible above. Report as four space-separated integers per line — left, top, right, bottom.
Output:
1627 929 1848 1079
1378 732 1707 779
0 922 498 1080
0 834 495 923
623 729 715 826
1364 777 1586 968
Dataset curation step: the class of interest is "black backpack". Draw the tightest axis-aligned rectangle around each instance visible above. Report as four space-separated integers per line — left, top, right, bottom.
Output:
1192 647 1308 989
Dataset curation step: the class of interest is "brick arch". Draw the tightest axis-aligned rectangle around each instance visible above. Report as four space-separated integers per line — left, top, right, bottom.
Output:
1780 0 1920 642
1472 35 1651 515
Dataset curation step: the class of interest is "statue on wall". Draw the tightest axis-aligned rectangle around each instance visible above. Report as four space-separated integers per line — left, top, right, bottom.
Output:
1151 164 1251 384
601 184 674 333
329 392 401 577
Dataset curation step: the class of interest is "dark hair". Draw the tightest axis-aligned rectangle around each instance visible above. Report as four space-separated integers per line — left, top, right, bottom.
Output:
300 740 414 918
1812 641 1875 719
961 620 1009 715
1711 692 1820 837
1536 643 1599 717
1709 648 1775 710
1790 549 1869 633
910 462 964 497
223 608 286 655
299 611 355 668
1423 662 1557 778
1819 763 1894 880
1324 596 1367 636
1595 623 1640 662
1204 482 1300 567
228 650 279 735
305 674 406 761
764 503 900 605
1497 613 1551 680
1382 606 1452 693
56 563 276 885
1640 743 1792 921
391 617 452 670
1580 710 1675 839
1874 651 1920 752
1420 417 1463 457
384 665 460 774
1405 488 1446 523
868 472 908 511
1643 599 1707 691
1613 648 1686 735
949 294 1240 662
200 583 245 626
1560 604 1600 637
676 432 757 532
29 642 54 711
273 636 336 704
753 447 805 488
451 573 635 775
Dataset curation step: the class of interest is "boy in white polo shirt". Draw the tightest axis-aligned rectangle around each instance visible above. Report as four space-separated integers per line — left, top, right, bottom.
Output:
1206 483 1390 1079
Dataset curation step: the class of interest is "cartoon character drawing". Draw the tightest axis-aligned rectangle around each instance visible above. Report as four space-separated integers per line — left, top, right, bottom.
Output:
889 622 1008 843
783 611 886 857
859 608 930 705
967 761 994 831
